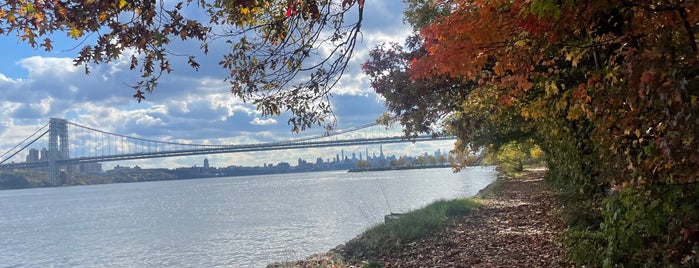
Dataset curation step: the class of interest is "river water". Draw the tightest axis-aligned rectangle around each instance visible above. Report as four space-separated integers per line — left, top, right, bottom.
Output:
0 167 495 267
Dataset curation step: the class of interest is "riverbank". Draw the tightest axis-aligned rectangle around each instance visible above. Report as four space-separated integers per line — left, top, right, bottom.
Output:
269 169 569 267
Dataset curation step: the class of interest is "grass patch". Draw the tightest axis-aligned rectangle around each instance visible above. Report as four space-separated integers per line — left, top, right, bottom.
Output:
342 198 480 261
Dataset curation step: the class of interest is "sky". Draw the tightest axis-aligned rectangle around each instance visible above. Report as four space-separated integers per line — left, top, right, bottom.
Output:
0 1 455 169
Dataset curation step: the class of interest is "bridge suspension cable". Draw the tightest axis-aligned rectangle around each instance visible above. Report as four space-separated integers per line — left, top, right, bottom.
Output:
0 123 49 165
67 122 222 148
66 120 383 149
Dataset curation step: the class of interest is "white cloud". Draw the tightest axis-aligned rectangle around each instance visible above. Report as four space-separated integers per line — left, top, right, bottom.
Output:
18 56 78 77
135 115 164 127
250 117 277 126
30 97 53 116
177 101 190 113
331 72 372 95
0 73 21 85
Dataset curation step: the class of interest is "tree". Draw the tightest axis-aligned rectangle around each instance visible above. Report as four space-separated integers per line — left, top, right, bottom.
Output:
0 0 366 131
355 159 371 169
364 0 699 265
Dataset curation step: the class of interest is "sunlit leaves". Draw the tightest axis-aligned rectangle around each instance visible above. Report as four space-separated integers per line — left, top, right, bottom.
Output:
67 27 82 39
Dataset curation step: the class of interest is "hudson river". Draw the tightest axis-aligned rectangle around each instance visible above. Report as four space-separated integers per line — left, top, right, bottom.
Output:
0 167 495 267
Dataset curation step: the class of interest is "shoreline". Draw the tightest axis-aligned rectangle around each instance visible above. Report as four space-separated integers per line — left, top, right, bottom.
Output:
268 168 567 267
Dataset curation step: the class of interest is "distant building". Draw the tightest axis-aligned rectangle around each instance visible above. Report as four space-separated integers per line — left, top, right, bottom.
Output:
79 162 102 173
26 148 39 162
204 158 210 169
114 165 131 170
40 148 49 161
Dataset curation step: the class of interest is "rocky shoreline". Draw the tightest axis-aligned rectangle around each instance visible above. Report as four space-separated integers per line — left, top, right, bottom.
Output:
268 169 569 267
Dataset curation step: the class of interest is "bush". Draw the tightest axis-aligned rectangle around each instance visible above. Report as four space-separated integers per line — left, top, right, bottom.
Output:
563 228 606 265
598 184 699 267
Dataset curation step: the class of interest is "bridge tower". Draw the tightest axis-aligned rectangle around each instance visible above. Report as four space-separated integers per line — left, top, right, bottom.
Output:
48 118 69 185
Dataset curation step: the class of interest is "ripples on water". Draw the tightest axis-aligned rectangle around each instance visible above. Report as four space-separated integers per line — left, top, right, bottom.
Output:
0 166 495 267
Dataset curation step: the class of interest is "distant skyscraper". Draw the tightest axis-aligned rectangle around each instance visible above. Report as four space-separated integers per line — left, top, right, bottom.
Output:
26 148 39 162
40 148 48 161
204 158 210 169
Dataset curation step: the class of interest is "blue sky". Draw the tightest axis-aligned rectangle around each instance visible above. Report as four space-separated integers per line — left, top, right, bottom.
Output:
0 1 454 168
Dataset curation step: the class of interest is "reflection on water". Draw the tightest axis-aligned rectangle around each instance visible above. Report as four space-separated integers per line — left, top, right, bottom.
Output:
0 167 495 267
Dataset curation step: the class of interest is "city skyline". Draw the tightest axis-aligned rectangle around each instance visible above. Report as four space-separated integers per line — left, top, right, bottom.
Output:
8 118 455 170
68 144 452 172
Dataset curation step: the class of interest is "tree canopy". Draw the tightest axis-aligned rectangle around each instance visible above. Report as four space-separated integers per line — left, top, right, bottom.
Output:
0 0 365 131
364 0 698 265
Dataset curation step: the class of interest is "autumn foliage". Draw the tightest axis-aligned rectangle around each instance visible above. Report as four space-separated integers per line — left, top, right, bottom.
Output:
365 0 698 265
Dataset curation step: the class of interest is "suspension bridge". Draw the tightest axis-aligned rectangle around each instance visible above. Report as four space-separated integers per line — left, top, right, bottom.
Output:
0 118 454 185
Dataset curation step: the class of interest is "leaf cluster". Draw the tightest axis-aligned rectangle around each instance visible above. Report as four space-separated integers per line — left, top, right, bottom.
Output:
1 0 210 101
1 0 368 131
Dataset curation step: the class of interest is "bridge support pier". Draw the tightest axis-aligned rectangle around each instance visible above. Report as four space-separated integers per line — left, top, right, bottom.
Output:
48 118 69 186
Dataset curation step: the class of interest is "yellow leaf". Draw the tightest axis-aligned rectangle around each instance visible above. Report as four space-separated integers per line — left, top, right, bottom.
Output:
514 40 527 47
34 12 43 22
119 0 128 9
68 28 82 39
635 129 641 138
544 80 559 96
563 47 587 67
